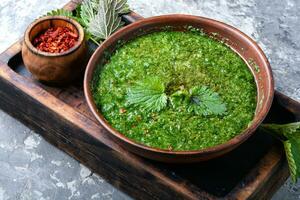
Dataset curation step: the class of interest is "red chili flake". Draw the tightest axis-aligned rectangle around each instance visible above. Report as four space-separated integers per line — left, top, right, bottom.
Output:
33 26 78 53
119 108 127 114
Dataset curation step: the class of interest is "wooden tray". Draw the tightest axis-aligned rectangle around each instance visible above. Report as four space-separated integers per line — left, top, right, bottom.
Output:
1 1 299 199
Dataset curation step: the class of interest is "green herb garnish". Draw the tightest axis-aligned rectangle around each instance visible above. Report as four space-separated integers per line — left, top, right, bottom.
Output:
45 0 130 45
127 77 226 116
261 122 300 182
187 86 227 116
45 8 73 17
84 0 128 41
126 77 168 112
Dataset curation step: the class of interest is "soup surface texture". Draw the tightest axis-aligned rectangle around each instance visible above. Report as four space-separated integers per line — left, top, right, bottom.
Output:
92 30 257 151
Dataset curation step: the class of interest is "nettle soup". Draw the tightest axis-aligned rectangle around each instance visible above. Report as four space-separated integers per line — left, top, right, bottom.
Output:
92 30 257 151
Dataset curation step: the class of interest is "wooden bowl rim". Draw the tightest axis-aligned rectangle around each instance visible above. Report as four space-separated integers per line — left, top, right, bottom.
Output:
24 15 84 57
84 14 274 156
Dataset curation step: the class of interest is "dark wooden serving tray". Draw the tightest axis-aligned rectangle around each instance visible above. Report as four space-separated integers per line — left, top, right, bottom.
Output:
1 1 300 199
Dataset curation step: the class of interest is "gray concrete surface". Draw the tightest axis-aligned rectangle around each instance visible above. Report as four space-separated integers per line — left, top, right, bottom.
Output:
0 0 299 199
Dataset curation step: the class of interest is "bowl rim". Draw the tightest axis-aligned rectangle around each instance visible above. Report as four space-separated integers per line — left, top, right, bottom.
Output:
24 15 85 57
84 14 274 155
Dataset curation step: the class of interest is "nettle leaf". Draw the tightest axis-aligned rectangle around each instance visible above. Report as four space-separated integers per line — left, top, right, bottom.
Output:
261 122 300 140
284 137 300 182
116 0 130 14
45 8 73 17
169 89 189 109
126 77 168 112
261 122 300 182
284 141 297 182
80 0 98 27
73 6 86 27
87 0 124 40
44 0 130 45
127 77 226 116
187 86 227 116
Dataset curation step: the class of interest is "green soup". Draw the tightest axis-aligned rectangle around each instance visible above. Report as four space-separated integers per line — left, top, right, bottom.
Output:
92 30 257 151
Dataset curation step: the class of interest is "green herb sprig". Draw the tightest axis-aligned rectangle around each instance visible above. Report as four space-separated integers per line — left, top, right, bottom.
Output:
260 122 300 182
45 0 130 45
187 86 227 116
126 77 168 112
126 77 227 116
45 9 73 17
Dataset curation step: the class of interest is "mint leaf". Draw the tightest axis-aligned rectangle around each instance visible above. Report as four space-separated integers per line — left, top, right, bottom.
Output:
187 86 227 116
126 77 168 112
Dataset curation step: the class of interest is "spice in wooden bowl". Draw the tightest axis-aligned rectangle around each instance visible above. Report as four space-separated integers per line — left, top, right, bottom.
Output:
33 26 78 53
22 16 86 85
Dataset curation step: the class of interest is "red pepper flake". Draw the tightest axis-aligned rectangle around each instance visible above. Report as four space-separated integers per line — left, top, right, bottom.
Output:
33 26 78 53
119 108 127 114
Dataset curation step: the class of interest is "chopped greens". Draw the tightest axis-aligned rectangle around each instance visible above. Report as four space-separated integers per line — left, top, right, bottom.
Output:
93 31 257 151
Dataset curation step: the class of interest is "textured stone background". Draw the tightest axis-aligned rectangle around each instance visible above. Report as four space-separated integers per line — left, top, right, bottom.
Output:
0 0 299 199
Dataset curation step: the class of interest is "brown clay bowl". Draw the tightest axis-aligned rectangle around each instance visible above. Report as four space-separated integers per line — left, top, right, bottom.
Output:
22 16 86 85
84 15 274 163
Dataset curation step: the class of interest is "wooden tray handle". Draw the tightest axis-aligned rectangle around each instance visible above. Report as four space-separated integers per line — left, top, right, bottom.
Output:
0 40 22 64
122 12 144 24
275 91 300 120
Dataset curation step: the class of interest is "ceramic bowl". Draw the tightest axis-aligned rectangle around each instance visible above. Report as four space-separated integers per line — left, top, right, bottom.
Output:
84 15 274 163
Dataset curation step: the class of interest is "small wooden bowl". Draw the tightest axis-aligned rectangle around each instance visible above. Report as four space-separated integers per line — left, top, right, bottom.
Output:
84 15 274 163
22 16 86 85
